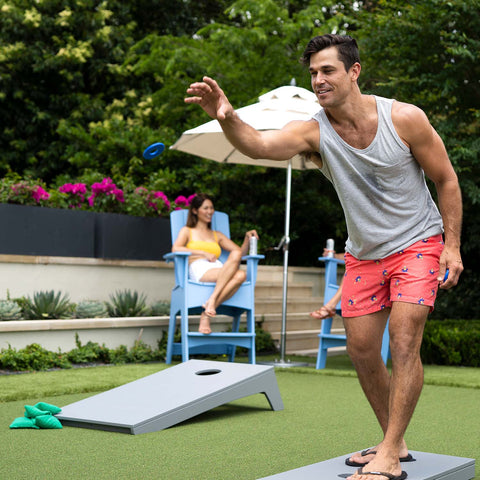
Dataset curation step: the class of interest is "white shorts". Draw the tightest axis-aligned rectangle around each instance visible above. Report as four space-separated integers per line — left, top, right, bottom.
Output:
188 258 223 282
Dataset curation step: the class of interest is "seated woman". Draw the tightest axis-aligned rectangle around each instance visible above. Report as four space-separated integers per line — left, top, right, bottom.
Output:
172 193 258 334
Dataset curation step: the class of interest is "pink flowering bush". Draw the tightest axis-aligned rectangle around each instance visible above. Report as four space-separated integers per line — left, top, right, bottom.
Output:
172 194 196 210
1 173 196 219
58 183 87 209
87 178 125 213
124 187 171 217
0 176 50 206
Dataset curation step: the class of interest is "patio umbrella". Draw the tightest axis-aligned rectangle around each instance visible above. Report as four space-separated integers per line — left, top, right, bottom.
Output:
170 84 322 366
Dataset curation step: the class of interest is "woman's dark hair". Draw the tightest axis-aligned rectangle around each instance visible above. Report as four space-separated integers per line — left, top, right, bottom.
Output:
300 34 360 72
186 193 214 228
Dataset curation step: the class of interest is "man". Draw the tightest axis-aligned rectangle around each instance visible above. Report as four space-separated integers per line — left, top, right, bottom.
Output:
185 34 463 480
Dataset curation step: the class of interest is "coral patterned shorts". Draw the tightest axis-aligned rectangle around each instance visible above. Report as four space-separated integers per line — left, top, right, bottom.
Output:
342 235 444 317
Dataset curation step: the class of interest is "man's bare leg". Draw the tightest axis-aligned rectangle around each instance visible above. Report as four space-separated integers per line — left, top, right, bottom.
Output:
347 302 429 479
344 309 393 466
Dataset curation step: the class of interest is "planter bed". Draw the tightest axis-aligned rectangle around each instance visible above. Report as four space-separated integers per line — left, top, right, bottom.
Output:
0 316 234 352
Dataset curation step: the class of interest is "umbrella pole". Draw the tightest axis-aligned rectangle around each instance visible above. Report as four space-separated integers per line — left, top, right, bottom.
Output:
278 160 291 363
261 160 309 368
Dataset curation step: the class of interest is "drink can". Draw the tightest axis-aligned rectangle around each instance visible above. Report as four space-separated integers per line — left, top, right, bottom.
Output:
326 238 335 258
249 236 258 256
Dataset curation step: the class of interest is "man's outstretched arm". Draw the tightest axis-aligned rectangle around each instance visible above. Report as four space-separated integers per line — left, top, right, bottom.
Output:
185 76 318 161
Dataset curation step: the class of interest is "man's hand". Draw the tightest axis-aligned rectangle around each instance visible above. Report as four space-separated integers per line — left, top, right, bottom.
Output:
437 246 463 289
185 76 234 121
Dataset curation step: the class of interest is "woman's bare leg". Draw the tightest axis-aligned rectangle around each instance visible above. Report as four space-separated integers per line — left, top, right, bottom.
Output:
200 250 243 316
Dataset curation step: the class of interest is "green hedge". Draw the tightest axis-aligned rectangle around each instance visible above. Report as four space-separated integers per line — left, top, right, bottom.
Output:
421 320 480 367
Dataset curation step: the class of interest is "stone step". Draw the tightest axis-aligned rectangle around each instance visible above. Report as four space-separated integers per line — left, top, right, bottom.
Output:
269 328 347 354
255 282 314 298
255 297 324 315
258 312 344 332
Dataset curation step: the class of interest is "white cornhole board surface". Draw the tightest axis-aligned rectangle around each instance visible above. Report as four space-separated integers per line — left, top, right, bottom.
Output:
56 360 283 434
258 450 475 480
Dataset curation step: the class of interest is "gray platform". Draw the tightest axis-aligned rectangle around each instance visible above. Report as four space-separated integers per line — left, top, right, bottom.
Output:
56 360 283 434
258 450 475 480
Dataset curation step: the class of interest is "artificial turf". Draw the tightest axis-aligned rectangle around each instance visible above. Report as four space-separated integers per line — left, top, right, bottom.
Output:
1 357 479 479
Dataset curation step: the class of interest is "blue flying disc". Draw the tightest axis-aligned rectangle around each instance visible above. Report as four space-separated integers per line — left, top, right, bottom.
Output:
443 268 449 282
143 142 165 160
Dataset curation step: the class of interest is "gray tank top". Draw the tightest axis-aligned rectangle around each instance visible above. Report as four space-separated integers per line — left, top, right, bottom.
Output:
313 95 443 260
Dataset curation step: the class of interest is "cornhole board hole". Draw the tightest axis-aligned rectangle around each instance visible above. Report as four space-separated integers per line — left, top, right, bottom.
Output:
56 359 283 435
258 450 475 480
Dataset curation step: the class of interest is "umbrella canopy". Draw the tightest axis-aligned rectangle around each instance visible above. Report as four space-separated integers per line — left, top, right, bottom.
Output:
170 85 322 170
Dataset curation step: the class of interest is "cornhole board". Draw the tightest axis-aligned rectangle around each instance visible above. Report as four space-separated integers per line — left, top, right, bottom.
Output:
258 450 475 480
56 359 283 435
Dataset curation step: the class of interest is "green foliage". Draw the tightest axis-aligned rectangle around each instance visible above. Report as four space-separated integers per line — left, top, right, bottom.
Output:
0 336 166 371
0 343 71 371
106 289 150 317
421 320 480 367
22 290 74 320
253 321 277 354
0 173 50 206
75 300 109 319
66 333 111 364
0 299 23 321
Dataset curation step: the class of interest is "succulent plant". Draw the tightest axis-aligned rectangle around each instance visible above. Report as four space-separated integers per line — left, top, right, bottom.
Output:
22 290 74 320
150 301 170 316
106 289 150 318
75 300 108 319
0 299 23 321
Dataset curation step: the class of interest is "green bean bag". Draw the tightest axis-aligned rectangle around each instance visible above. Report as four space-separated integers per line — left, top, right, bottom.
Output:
35 415 63 429
9 417 39 429
34 402 62 414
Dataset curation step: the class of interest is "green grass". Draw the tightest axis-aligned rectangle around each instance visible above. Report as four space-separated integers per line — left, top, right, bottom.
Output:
1 356 479 479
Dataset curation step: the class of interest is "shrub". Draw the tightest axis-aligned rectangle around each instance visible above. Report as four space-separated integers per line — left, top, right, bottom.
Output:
66 333 111 364
57 183 88 209
0 344 71 371
0 174 50 206
22 290 74 320
421 320 480 367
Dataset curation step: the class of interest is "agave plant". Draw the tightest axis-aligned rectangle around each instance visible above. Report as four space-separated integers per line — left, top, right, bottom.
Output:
0 299 23 321
106 290 150 318
22 290 73 320
75 300 108 319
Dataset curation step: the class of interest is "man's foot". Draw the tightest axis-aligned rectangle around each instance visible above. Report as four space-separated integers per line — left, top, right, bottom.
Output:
310 305 336 319
346 450 406 480
346 449 415 467
198 312 212 334
203 299 216 317
345 467 407 480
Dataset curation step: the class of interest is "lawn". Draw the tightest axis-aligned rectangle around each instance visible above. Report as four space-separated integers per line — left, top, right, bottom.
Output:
1 355 478 480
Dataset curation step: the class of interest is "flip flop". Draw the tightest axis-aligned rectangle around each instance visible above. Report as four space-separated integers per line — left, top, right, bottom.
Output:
345 449 415 467
338 467 408 479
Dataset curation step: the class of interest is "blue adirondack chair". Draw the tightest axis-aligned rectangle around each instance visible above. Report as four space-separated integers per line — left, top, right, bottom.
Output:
316 256 390 369
163 209 264 364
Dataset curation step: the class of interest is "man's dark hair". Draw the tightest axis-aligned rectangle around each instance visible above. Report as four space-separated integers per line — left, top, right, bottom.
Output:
301 34 360 72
